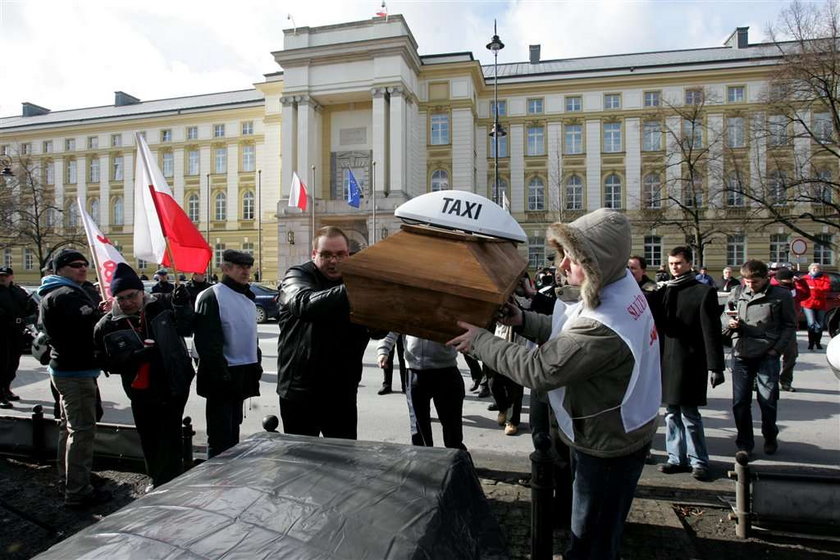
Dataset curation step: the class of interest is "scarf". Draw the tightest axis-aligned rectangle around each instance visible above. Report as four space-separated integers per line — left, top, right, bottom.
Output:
221 275 255 300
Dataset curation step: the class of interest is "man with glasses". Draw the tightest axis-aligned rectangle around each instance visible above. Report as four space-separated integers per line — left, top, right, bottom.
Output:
38 249 111 508
276 226 371 439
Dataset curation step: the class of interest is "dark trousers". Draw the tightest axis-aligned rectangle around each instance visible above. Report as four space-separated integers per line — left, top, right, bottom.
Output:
780 337 798 387
132 394 188 486
279 388 359 440
205 396 244 458
489 370 524 425
406 367 466 449
464 354 483 384
0 336 22 391
732 354 780 451
382 336 407 391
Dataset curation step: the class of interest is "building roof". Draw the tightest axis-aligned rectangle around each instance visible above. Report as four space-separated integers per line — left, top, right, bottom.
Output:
0 89 264 131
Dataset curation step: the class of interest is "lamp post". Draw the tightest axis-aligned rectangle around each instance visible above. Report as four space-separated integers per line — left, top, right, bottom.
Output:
206 172 211 276
487 20 506 206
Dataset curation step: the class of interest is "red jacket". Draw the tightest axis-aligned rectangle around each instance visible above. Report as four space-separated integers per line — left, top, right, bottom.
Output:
801 273 831 311
771 276 810 314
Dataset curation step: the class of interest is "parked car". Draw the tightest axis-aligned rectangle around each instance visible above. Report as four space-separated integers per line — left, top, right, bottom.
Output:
250 283 280 323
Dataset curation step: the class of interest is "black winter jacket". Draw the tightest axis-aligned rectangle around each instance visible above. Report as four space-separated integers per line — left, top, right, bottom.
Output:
38 279 102 372
0 283 37 350
276 261 370 400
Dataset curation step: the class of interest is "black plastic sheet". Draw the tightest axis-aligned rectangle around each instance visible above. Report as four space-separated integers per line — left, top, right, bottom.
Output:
35 432 509 559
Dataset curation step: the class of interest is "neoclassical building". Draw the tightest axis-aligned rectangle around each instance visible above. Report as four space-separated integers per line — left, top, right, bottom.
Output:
1 15 835 284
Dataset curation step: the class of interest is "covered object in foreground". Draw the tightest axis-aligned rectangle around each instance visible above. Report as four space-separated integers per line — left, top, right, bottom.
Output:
34 432 509 559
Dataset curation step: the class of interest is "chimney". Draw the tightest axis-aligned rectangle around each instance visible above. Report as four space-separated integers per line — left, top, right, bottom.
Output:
114 91 140 106
22 102 51 117
724 26 749 49
529 44 541 64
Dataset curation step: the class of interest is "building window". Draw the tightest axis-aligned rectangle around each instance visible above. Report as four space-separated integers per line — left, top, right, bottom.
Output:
65 203 79 228
66 160 77 184
727 174 745 207
65 138 76 151
490 100 507 117
489 133 508 158
43 140 53 153
241 145 255 172
214 243 226 268
213 124 226 138
89 198 99 220
214 147 227 174
527 98 544 114
727 117 746 148
813 112 833 143
242 242 255 256
643 174 661 208
604 174 622 209
187 126 199 140
528 177 545 211
769 170 787 205
430 114 450 145
683 177 705 207
685 89 704 105
20 143 31 155
161 129 172 143
491 177 508 205
3 249 11 268
643 121 661 151
768 115 788 146
241 121 254 135
727 234 746 266
214 192 227 220
604 93 621 110
162 152 174 178
137 259 147 270
644 235 662 267
113 197 124 225
187 193 200 222
528 236 545 269
187 150 200 175
727 86 745 103
242 191 255 220
564 124 583 155
45 162 55 185
430 169 449 192
111 134 122 147
526 126 545 156
683 119 703 148
88 158 100 183
83 137 97 151
603 122 622 153
814 234 834 265
565 175 583 210
112 156 124 181
644 91 661 107
565 96 582 112
770 234 789 263
814 169 833 203
24 249 34 271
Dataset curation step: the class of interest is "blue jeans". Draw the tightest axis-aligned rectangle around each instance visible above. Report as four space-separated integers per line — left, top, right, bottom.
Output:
664 405 709 468
803 307 826 334
732 354 780 452
567 445 648 560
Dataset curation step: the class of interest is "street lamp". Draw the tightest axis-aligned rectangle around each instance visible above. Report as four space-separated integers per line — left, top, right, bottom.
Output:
487 20 506 206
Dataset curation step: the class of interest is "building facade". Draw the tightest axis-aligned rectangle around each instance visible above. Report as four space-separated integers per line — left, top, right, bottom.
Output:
1 16 835 284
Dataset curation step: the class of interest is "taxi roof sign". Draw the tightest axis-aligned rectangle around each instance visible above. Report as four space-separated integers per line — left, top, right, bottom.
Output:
394 191 527 243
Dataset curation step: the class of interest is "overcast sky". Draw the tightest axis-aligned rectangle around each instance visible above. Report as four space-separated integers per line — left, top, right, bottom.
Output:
0 0 796 118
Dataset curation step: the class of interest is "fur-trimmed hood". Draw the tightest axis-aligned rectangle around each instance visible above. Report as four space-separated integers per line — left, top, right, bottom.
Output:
546 209 631 309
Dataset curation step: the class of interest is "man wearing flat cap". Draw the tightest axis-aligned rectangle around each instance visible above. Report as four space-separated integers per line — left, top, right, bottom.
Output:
193 249 262 457
151 268 174 294
38 248 111 508
0 266 37 408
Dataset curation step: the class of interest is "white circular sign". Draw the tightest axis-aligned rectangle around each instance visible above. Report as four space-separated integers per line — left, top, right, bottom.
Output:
790 238 808 256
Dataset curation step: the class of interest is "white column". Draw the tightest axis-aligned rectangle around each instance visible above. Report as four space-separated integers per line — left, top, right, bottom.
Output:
122 152 133 229
451 107 474 191
476 124 488 198
226 143 239 225
173 148 185 203
665 115 682 204
509 124 525 213
54 159 65 219
793 109 811 181
297 97 313 194
414 108 427 197
372 87 389 196
100 154 111 226
74 155 87 231
388 86 407 195
280 96 298 197
705 113 724 207
585 120 601 209
547 122 562 213
200 147 211 225
625 118 641 210
77 156 91 216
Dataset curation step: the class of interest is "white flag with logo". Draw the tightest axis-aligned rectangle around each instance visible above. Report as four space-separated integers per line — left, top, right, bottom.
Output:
77 197 128 298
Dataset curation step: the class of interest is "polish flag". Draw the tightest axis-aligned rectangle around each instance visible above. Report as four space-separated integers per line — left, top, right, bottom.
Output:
289 171 308 211
133 133 211 273
77 197 128 298
375 1 387 18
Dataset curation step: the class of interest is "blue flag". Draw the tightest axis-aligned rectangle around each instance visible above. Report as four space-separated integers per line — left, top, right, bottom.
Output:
347 169 361 208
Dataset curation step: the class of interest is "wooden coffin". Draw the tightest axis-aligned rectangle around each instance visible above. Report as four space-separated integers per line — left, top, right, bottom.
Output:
341 224 528 344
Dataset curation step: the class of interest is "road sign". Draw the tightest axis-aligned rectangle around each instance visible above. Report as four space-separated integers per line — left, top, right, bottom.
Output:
790 237 808 256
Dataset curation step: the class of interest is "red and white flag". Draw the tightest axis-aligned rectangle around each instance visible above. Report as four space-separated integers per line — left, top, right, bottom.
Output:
133 133 211 273
77 197 128 298
288 171 308 211
375 1 388 18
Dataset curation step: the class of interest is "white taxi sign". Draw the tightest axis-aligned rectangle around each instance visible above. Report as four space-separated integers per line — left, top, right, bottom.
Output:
394 191 528 243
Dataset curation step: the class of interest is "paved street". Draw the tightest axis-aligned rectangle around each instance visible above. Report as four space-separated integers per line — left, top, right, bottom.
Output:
4 326 839 473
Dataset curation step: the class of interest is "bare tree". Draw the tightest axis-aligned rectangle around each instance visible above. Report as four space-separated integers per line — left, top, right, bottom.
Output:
0 152 84 273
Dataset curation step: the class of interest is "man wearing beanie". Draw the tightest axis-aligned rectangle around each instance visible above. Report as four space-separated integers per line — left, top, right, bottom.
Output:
37 248 111 508
193 249 262 457
94 263 194 488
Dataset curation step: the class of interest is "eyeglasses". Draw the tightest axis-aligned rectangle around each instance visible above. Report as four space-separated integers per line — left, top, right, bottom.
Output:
66 262 88 269
316 252 349 262
115 290 143 302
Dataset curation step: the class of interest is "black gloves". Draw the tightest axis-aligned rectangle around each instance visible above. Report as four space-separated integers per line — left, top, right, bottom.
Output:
710 371 725 388
172 285 191 306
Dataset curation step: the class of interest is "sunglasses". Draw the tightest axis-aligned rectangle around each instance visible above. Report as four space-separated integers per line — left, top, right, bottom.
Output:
66 262 88 269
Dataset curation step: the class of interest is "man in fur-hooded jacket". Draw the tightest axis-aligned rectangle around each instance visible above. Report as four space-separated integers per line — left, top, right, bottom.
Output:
449 209 661 560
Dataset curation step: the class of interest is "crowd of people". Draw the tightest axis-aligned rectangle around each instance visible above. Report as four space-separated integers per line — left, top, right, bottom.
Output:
0 211 836 558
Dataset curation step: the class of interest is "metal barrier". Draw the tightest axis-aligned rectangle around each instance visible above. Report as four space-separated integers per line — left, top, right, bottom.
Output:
529 432 555 560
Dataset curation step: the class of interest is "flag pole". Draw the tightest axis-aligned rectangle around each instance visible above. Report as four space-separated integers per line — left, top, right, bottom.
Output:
310 165 316 250
165 240 180 286
78 197 106 297
371 161 377 246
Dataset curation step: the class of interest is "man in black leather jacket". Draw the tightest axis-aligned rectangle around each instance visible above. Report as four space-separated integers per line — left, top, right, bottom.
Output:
276 226 371 439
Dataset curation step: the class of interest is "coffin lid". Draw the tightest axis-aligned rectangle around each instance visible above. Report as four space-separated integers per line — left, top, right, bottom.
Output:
394 191 527 243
